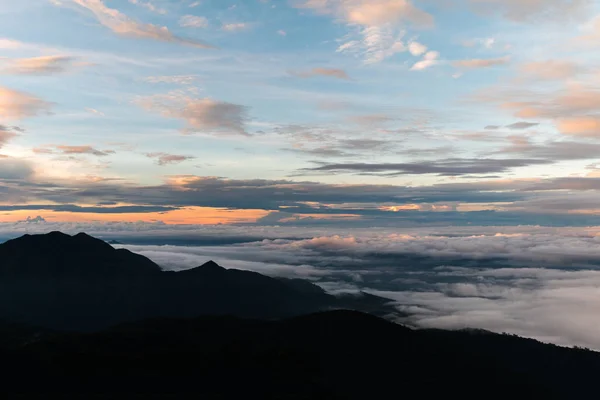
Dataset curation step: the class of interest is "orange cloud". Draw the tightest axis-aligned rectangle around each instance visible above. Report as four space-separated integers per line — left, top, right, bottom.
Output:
0 207 270 225
296 0 434 27
0 87 51 121
556 117 600 137
520 60 581 80
2 56 75 75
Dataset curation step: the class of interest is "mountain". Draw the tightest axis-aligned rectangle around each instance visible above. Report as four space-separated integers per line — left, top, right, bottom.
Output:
0 232 396 330
0 231 161 278
2 310 599 398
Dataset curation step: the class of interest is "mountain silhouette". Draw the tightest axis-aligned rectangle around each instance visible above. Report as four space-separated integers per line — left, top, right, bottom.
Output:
0 232 395 330
2 310 599 398
0 231 161 278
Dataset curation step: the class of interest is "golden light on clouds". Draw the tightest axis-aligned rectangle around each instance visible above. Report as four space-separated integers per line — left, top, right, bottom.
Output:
0 207 270 225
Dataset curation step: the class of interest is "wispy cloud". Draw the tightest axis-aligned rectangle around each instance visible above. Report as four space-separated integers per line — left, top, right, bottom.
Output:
222 22 250 32
519 60 582 80
67 0 214 48
411 51 440 71
179 15 209 28
302 158 549 176
145 75 200 85
128 0 167 15
34 145 115 156
137 94 250 136
298 1 433 64
296 0 434 27
1 55 77 75
0 125 19 148
453 56 511 69
467 0 589 22
290 67 350 80
0 87 51 121
506 122 539 130
145 152 195 165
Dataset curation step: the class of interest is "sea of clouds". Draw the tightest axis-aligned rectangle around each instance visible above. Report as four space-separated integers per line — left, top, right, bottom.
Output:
2 220 600 350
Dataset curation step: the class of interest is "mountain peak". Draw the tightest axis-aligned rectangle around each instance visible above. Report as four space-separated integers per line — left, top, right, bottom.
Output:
0 231 161 278
47 231 70 238
201 260 224 270
178 260 227 277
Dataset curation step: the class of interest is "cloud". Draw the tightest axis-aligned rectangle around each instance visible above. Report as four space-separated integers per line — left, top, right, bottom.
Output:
476 85 600 137
0 158 34 180
303 158 550 176
0 173 527 216
290 67 350 80
85 108 105 117
336 25 407 64
462 37 496 48
11 168 600 227
453 56 510 69
338 138 391 150
138 95 249 136
497 137 600 161
145 75 200 85
506 122 539 130
72 226 600 349
145 152 195 166
34 145 115 156
3 218 600 348
520 60 582 80
0 87 51 121
69 0 214 48
2 55 77 75
410 51 439 71
467 0 590 22
0 204 177 213
556 117 600 137
297 1 433 63
0 38 24 49
0 125 18 148
128 0 167 14
296 0 434 27
408 41 427 56
179 15 208 28
576 14 600 43
348 114 393 126
287 146 353 158
222 22 249 32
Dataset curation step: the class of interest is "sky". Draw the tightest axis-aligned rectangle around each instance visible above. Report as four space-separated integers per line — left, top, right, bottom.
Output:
5 0 600 349
1 0 600 226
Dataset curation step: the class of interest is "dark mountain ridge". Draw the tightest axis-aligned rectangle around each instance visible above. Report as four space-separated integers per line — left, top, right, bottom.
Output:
1 232 600 398
0 232 395 330
1 310 599 398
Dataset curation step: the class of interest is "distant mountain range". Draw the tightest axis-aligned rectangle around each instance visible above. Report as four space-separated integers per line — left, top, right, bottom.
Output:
0 232 397 330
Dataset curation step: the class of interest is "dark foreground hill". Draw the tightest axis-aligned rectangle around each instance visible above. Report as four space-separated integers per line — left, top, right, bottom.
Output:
1 310 598 399
0 232 396 330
